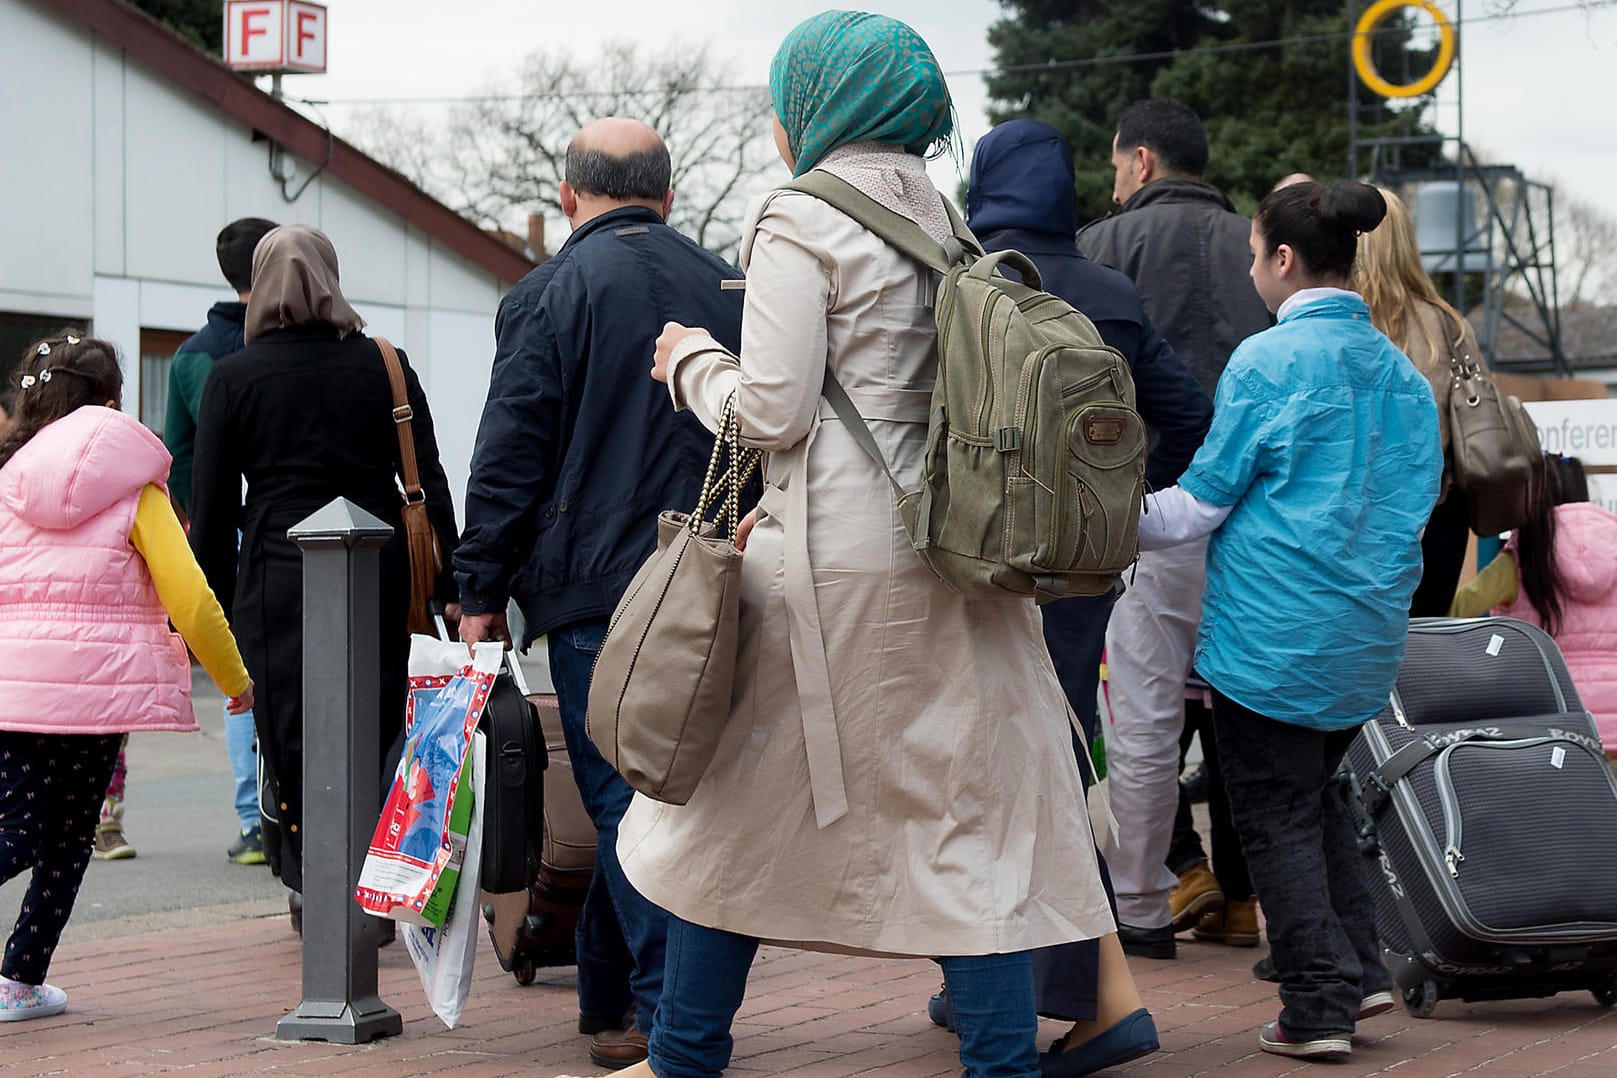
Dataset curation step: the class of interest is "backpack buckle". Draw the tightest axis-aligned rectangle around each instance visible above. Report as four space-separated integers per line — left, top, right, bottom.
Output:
994 427 1023 452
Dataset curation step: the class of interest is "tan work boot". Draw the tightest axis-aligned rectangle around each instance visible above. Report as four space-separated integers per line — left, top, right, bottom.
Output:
1168 859 1223 931
1193 896 1260 946
92 819 136 861
589 1024 649 1070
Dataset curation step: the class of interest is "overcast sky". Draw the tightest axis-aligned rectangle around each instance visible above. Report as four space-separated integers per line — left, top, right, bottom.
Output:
278 0 1617 227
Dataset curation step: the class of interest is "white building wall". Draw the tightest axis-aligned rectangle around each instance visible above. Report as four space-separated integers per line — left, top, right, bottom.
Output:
0 0 512 517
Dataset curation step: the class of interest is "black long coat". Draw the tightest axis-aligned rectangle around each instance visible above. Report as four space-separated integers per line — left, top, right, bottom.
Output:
191 326 460 891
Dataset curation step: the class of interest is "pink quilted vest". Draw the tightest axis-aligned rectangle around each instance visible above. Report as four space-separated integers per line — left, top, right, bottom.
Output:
0 407 198 734
1499 502 1617 753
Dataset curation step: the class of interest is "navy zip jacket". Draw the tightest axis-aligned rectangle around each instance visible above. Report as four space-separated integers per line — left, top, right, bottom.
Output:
454 206 744 646
966 121 1212 490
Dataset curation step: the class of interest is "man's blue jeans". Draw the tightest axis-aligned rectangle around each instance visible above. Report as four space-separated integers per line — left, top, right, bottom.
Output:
549 620 669 1032
226 706 257 832
649 916 1039 1078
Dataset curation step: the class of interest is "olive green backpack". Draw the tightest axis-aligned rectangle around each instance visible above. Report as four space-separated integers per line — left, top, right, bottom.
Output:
786 171 1146 601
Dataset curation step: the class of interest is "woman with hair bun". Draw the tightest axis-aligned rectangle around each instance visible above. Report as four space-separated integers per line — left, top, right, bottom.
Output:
1128 180 1443 1061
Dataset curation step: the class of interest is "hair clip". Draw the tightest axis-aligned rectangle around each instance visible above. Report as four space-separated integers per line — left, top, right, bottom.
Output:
65 335 80 345
36 342 50 356
19 374 35 389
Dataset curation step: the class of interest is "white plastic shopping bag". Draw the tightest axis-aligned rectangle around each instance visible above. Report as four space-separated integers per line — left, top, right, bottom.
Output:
402 729 486 1028
355 637 502 925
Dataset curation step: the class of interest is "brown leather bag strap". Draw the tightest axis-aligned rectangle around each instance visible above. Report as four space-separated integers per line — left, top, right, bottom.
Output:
374 337 424 502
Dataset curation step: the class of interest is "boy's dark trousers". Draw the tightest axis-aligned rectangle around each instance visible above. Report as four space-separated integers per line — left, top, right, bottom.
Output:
1166 695 1252 900
0 731 123 984
1208 690 1392 1038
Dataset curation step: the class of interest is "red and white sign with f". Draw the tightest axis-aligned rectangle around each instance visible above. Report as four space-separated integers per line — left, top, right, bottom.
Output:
284 2 327 73
223 1 327 74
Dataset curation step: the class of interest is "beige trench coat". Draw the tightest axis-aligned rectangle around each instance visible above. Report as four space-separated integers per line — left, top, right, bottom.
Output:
617 183 1115 958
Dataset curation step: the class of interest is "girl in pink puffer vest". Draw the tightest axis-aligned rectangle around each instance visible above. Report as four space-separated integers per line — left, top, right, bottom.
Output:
0 335 253 1023
1451 455 1617 768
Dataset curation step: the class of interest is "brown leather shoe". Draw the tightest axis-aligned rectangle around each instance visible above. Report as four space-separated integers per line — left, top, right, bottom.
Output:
1168 859 1224 932
589 1024 649 1070
1193 896 1260 946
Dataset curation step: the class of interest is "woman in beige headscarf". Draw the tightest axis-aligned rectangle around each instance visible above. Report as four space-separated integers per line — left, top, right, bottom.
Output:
190 225 461 923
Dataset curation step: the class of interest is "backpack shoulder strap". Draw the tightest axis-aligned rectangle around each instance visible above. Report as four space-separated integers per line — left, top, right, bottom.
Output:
781 171 979 272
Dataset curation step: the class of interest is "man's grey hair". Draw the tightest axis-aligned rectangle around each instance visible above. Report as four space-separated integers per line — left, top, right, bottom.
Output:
564 145 672 202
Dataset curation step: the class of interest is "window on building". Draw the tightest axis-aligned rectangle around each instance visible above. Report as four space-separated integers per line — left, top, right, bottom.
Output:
139 329 190 437
0 312 85 404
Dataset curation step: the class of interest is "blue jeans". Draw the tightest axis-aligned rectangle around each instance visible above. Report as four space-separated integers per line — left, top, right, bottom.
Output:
549 620 669 1032
226 706 258 832
649 917 1038 1078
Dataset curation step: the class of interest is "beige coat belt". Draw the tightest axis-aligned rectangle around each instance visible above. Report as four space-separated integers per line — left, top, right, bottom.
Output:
763 384 932 829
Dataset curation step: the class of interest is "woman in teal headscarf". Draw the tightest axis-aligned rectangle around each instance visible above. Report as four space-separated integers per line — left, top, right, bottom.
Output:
767 9 955 176
620 13 1116 1078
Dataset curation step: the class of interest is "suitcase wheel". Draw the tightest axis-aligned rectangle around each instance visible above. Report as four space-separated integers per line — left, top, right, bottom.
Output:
1594 976 1617 1009
513 957 536 986
1403 979 1440 1019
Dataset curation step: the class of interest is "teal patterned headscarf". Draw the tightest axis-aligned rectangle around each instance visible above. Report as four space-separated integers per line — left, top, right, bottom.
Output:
768 11 955 177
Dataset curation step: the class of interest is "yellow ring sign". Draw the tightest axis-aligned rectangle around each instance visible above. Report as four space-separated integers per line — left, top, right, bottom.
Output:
1353 0 1456 99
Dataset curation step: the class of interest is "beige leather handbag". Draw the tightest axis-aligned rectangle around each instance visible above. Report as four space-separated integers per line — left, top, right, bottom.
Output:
586 395 761 804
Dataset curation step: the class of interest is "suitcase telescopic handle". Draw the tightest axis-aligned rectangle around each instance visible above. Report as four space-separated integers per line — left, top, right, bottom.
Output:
428 599 531 693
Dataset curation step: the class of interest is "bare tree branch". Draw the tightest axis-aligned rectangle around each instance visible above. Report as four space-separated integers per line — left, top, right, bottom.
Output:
346 41 780 259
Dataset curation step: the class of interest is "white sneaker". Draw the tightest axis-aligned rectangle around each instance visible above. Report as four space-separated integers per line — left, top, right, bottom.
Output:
1358 990 1397 1021
0 978 68 1021
1259 1021 1351 1060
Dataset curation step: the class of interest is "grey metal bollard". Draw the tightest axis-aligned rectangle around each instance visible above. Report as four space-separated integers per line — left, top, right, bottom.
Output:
278 498 404 1043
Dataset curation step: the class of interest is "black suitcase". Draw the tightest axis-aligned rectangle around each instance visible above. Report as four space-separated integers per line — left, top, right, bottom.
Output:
480 693 591 985
477 666 547 893
1342 616 1617 1017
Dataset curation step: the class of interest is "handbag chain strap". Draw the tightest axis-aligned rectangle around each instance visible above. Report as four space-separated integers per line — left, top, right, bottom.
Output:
691 393 762 542
374 336 425 504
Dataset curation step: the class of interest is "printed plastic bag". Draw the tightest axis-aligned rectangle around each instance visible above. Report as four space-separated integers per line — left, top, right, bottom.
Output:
403 730 485 1028
355 637 502 925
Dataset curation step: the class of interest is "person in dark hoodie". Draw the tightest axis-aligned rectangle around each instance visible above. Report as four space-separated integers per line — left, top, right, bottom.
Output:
919 118 1213 1077
164 216 278 871
1078 99 1273 964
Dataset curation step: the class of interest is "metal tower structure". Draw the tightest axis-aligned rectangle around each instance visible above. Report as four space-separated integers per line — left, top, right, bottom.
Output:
1346 0 1568 375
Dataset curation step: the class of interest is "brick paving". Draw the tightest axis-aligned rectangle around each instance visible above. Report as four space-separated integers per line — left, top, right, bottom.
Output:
2 910 1615 1076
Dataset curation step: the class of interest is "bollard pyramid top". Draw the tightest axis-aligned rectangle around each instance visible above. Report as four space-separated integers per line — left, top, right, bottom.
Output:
288 498 396 548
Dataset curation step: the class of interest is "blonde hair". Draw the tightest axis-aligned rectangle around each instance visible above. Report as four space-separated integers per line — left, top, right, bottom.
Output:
1352 185 1469 371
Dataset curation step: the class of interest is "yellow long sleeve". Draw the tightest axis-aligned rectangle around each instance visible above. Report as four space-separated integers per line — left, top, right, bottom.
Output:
129 484 251 698
1449 551 1521 618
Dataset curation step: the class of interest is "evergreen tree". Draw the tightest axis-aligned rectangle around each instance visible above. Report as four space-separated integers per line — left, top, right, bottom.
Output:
131 0 224 54
988 1 1440 220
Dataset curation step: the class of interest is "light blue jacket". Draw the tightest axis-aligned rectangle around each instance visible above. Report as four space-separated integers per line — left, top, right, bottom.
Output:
1181 292 1440 729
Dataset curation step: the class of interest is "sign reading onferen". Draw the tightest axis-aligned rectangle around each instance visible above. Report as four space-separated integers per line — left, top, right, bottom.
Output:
1522 399 1617 468
224 0 327 74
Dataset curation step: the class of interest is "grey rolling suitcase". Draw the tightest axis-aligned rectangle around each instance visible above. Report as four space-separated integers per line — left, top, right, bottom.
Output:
1341 616 1617 1017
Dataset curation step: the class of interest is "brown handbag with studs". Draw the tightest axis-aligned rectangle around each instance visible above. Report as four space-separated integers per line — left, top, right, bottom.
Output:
375 337 441 635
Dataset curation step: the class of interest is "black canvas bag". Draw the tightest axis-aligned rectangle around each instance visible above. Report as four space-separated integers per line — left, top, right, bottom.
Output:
1341 617 1617 1016
477 668 547 894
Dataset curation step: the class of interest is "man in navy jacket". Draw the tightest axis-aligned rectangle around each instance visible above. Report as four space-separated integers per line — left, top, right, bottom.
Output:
456 118 743 1070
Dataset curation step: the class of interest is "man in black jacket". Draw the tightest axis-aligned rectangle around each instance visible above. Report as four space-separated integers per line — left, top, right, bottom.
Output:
456 117 743 1070
1078 99 1271 961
